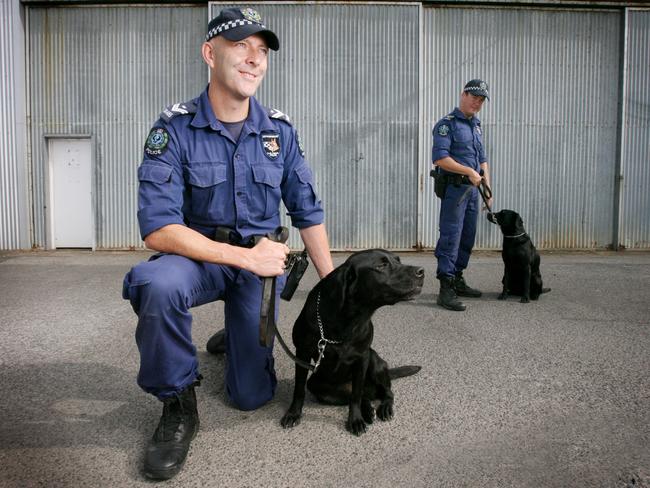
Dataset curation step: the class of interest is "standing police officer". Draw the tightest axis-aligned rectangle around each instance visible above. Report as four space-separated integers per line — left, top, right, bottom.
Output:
431 79 492 311
122 8 334 480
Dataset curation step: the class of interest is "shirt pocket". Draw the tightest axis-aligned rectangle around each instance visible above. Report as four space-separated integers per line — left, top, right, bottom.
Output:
184 161 229 222
251 163 283 219
453 126 474 143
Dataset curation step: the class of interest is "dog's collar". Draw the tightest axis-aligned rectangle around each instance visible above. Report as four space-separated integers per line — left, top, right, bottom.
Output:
313 291 342 371
504 232 526 238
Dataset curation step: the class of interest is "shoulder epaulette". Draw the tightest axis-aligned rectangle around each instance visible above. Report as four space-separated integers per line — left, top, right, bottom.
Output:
445 114 455 120
159 100 198 123
267 108 292 125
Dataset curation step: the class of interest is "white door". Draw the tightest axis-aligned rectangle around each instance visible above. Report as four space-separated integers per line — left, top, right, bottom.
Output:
49 138 93 248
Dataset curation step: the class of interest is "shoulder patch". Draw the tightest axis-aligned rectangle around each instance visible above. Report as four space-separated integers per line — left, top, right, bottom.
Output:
437 124 450 137
159 100 198 123
144 127 170 156
295 130 305 157
268 108 292 125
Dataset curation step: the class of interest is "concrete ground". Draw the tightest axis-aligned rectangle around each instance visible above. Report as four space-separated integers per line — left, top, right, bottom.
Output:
0 249 648 488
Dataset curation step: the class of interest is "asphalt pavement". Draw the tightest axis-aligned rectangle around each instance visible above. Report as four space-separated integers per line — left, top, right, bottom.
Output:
0 249 648 488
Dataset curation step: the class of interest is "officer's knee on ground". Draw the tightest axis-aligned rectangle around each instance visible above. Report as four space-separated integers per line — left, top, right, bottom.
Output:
227 387 273 411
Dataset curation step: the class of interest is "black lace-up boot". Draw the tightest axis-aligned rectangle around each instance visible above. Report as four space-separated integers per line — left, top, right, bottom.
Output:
206 329 226 355
143 378 201 480
453 272 482 298
437 276 466 311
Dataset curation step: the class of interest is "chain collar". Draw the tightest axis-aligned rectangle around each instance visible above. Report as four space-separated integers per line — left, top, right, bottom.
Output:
312 291 342 371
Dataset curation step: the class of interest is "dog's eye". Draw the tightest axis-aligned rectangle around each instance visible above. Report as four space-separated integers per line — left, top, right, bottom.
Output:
375 258 390 270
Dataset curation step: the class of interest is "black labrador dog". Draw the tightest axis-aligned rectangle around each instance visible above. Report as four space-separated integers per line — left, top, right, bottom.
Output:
280 249 424 436
489 209 550 303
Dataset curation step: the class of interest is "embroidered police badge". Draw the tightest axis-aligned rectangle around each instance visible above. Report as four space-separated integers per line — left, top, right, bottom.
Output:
262 134 280 159
145 128 170 156
241 8 262 23
438 125 450 137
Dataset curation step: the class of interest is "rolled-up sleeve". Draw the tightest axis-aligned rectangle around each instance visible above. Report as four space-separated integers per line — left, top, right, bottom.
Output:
136 124 186 239
280 126 324 228
432 121 452 163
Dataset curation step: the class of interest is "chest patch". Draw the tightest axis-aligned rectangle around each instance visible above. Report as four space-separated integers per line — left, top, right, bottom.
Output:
145 128 170 156
262 134 281 160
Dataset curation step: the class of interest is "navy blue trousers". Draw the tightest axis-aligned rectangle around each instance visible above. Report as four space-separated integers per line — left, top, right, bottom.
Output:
435 184 479 278
122 253 284 411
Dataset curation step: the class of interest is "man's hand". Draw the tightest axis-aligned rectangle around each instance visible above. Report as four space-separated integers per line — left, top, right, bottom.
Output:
246 238 290 277
468 170 482 187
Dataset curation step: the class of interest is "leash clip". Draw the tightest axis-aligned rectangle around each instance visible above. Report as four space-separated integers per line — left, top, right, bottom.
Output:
313 339 328 371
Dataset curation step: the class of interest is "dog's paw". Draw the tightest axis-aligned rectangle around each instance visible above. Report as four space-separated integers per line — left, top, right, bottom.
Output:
280 411 302 429
497 292 508 300
520 296 530 303
361 402 375 424
376 401 394 421
346 416 368 436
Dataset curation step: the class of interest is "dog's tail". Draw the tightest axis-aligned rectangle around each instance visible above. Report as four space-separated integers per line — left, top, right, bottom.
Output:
388 365 421 380
541 287 551 294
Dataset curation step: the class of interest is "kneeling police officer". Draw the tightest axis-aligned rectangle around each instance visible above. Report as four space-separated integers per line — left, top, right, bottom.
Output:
122 8 334 480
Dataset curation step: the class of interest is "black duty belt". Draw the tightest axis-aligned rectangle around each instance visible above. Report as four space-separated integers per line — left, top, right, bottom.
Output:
440 173 472 186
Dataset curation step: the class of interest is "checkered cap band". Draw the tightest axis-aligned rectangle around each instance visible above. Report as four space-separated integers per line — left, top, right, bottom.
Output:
206 19 267 42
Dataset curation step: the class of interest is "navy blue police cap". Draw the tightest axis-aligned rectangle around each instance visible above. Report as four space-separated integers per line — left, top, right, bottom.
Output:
206 7 279 51
463 79 490 100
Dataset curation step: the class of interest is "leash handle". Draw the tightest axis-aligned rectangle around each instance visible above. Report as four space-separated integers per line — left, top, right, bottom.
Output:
258 226 289 348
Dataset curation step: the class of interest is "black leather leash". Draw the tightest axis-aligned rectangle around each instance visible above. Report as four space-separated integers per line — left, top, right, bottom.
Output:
454 170 496 224
256 227 317 372
257 226 289 348
214 225 330 372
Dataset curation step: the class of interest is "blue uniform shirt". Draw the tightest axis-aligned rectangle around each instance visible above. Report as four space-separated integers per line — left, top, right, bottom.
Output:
431 108 486 173
137 88 324 240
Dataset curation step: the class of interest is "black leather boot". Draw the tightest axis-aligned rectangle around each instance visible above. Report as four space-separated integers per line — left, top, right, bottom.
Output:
206 329 226 355
437 276 466 311
144 380 200 480
454 272 482 298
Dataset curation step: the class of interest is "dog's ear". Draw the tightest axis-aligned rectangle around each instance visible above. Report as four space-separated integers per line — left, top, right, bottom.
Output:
516 215 524 230
330 262 357 309
340 263 357 307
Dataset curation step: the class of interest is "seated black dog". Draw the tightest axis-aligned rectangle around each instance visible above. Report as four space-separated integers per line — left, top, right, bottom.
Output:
280 249 424 436
489 209 550 303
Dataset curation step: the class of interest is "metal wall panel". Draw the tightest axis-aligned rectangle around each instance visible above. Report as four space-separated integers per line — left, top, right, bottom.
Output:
421 6 621 249
211 3 420 250
620 10 650 249
1 0 29 250
28 6 207 248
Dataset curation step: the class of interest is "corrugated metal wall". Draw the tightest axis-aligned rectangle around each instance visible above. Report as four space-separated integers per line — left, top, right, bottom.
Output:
19 3 649 250
28 5 207 248
421 6 621 249
211 3 421 250
620 10 650 249
0 0 29 250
